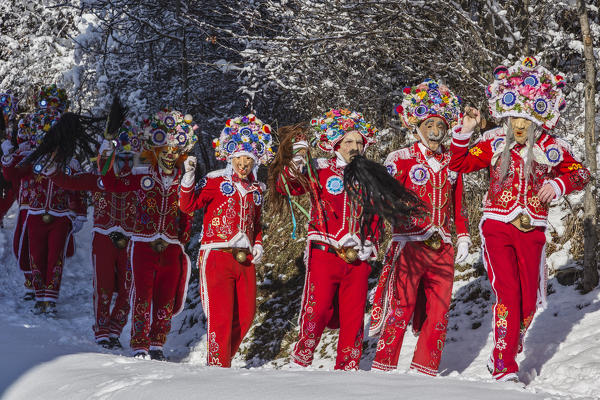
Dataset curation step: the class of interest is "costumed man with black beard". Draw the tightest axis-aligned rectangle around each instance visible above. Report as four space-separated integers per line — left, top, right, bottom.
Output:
370 79 470 376
272 110 424 370
450 57 590 382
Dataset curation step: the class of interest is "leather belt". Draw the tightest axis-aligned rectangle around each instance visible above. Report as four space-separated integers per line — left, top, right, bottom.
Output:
511 213 535 232
310 241 358 263
215 247 250 263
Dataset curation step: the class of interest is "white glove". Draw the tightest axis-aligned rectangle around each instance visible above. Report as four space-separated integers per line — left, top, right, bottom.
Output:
98 139 115 156
251 244 264 265
454 241 470 264
17 141 31 154
356 240 375 261
71 216 86 233
181 156 197 187
1 140 14 156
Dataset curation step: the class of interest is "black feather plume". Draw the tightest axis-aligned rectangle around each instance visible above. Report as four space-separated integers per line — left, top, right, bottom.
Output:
105 96 127 139
344 155 427 242
0 108 5 138
22 112 99 172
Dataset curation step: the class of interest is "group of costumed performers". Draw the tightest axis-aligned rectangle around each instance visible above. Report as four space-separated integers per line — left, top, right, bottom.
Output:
369 79 471 376
1 85 86 315
0 56 591 381
179 114 273 367
450 57 590 382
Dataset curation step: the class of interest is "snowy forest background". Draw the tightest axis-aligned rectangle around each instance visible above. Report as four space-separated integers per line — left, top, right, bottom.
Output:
1 0 600 373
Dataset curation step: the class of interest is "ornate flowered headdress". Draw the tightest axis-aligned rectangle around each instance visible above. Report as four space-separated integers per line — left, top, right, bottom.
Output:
486 56 566 130
212 114 275 165
115 119 142 154
27 108 62 146
395 79 462 129
141 108 198 151
35 84 69 111
0 92 18 125
310 109 378 153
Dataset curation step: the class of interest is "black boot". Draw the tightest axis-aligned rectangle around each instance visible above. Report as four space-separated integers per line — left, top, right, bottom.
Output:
33 301 47 315
45 302 57 317
109 337 122 349
97 339 111 349
149 349 167 361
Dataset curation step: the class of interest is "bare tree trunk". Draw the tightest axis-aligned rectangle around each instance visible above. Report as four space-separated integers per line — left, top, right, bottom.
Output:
577 0 598 292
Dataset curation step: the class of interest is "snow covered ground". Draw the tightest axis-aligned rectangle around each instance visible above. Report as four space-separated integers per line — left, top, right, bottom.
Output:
1 203 600 400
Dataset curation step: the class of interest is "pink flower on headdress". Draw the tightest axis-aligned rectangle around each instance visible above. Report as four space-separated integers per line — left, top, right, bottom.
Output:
340 119 355 130
417 83 428 91
518 85 537 99
538 83 552 96
509 76 523 87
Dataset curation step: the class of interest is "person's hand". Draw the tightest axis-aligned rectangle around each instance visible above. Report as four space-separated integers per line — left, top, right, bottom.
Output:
17 141 32 154
1 140 14 156
251 244 264 264
461 106 481 135
538 183 558 204
356 240 375 261
183 156 196 174
454 241 470 264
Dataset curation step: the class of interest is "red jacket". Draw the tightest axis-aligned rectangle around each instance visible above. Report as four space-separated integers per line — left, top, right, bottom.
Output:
277 156 379 254
101 164 191 244
2 154 32 210
450 127 590 226
179 168 263 250
384 142 470 244
2 153 87 219
52 171 137 235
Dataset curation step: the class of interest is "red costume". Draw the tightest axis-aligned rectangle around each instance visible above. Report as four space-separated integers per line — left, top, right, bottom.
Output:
370 141 470 375
3 152 86 304
450 126 590 380
179 169 264 367
278 156 378 370
102 163 191 355
51 171 135 343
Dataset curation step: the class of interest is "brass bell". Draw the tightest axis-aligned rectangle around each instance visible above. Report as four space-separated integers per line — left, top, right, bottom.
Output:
42 213 54 224
116 238 128 249
344 248 358 263
519 213 532 229
235 250 247 263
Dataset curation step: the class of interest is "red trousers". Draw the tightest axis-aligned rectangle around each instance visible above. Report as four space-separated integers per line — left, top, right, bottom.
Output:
200 249 256 367
130 240 185 353
27 214 72 302
372 241 454 375
13 209 32 292
291 245 370 370
92 233 132 341
481 219 546 380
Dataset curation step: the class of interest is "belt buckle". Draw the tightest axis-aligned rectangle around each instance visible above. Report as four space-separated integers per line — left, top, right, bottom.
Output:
423 233 442 250
519 213 532 229
41 213 54 224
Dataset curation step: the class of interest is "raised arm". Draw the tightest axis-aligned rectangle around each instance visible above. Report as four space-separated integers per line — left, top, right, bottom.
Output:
51 171 102 192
